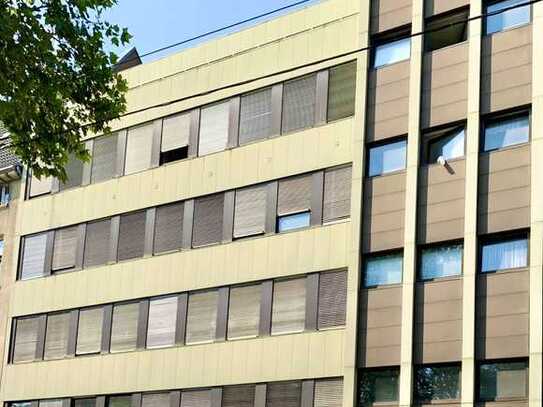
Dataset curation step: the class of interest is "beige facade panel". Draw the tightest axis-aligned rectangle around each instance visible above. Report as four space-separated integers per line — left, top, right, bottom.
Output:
418 160 465 244
481 25 533 114
362 172 406 252
358 286 402 367
478 145 531 234
370 0 412 33
424 0 469 17
421 43 468 129
366 61 410 142
476 270 530 360
414 278 463 363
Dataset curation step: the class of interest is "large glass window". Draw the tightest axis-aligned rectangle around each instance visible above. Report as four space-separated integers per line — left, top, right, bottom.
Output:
485 0 531 35
364 253 403 287
483 114 529 152
420 244 463 281
481 236 528 272
414 365 461 402
359 368 400 406
373 37 411 68
368 139 407 177
427 128 465 164
479 360 528 401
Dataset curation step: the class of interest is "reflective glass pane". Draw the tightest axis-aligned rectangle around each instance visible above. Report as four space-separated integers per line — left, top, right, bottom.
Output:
359 369 399 405
486 0 531 35
484 115 529 151
365 253 403 287
479 361 528 400
368 140 407 177
415 365 461 401
481 237 528 272
278 212 311 232
420 244 463 280
428 129 465 163
374 38 411 68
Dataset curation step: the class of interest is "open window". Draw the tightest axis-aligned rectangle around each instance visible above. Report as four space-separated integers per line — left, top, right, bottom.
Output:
425 9 469 52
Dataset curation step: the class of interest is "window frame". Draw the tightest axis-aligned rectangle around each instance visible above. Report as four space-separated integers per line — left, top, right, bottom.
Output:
371 27 412 69
478 230 530 274
484 0 532 35
422 123 466 166
480 108 531 153
358 367 401 406
366 136 408 178
363 250 404 288
417 240 464 282
476 358 529 402
424 8 469 53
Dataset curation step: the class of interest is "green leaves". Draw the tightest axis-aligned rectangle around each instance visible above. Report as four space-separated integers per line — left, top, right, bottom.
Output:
0 0 130 182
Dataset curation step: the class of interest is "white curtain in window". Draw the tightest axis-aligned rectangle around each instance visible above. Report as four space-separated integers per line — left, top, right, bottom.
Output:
481 238 528 272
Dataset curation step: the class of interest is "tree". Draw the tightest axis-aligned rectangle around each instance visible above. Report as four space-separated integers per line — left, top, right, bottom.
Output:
0 0 131 181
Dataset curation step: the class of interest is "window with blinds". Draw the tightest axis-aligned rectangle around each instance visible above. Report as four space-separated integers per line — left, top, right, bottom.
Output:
266 381 302 407
233 185 267 238
271 278 306 335
29 174 53 198
314 379 344 407
141 393 170 407
12 316 40 363
39 400 65 407
281 75 317 134
239 88 273 145
161 112 190 164
180 390 212 407
117 211 146 261
51 226 78 271
318 271 347 329
146 296 178 348
154 202 184 254
107 396 131 407
277 174 312 232
43 311 71 360
198 101 230 156
185 290 218 345
91 133 118 183
327 62 356 122
323 166 351 223
59 154 84 191
124 123 154 175
20 233 48 280
222 384 255 407
83 218 111 268
227 284 260 340
110 302 139 353
192 194 224 247
76 307 103 355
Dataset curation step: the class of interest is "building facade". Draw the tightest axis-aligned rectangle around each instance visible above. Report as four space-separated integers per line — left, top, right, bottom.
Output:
0 0 541 406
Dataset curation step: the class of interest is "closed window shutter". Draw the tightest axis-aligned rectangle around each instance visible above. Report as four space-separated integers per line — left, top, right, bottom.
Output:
192 194 224 247
222 385 255 407
118 211 146 261
124 123 154 175
266 381 302 407
110 302 139 353
186 290 218 345
227 284 261 340
281 75 317 133
52 226 78 271
271 278 306 335
162 113 190 152
318 271 347 329
142 393 170 407
327 62 357 122
76 307 103 355
239 88 273 145
277 174 312 216
91 134 118 183
21 233 48 280
154 202 184 254
108 396 131 407
146 296 178 348
198 101 230 156
83 218 111 268
29 175 53 197
323 166 351 223
59 154 83 191
180 390 212 407
234 185 267 238
13 316 40 363
314 379 344 407
44 311 71 360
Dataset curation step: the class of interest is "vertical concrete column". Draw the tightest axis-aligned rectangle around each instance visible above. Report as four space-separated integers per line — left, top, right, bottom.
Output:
461 2 482 406
398 1 424 406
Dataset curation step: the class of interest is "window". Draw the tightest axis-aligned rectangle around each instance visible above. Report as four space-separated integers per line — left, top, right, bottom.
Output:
233 185 267 239
483 113 529 152
43 311 71 360
20 232 48 280
277 174 312 232
282 74 317 133
58 154 83 191
480 235 528 272
266 381 302 407
192 194 224 247
51 226 78 272
478 360 528 401
367 139 407 177
426 128 465 164
39 400 66 407
76 307 103 355
146 296 178 349
124 123 154 175
91 133 118 184
73 399 96 407
12 316 41 363
0 184 9 205
153 202 184 254
83 218 111 268
110 302 139 353
0 239 4 263
180 390 212 407
364 252 403 287
227 284 261 340
327 62 357 122
425 11 468 52
323 166 352 223
198 101 230 156
239 88 273 145
117 210 146 261
318 270 347 329
271 278 306 335
485 0 531 35
278 212 311 232
160 112 190 164
142 393 170 407
29 174 53 198
185 290 218 345
420 243 463 280
314 378 344 407
222 385 255 407
107 396 131 407
373 37 411 68
359 368 400 406
414 364 461 402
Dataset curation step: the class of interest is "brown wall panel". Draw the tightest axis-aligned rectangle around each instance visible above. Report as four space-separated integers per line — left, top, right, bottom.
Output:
358 286 402 367
370 0 412 33
421 43 468 129
418 160 465 244
363 172 406 253
414 279 463 364
424 0 469 17
478 145 530 234
367 61 410 142
476 270 529 360
481 25 532 114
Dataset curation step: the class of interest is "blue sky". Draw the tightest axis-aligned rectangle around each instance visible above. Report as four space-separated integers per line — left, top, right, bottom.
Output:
104 0 320 63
